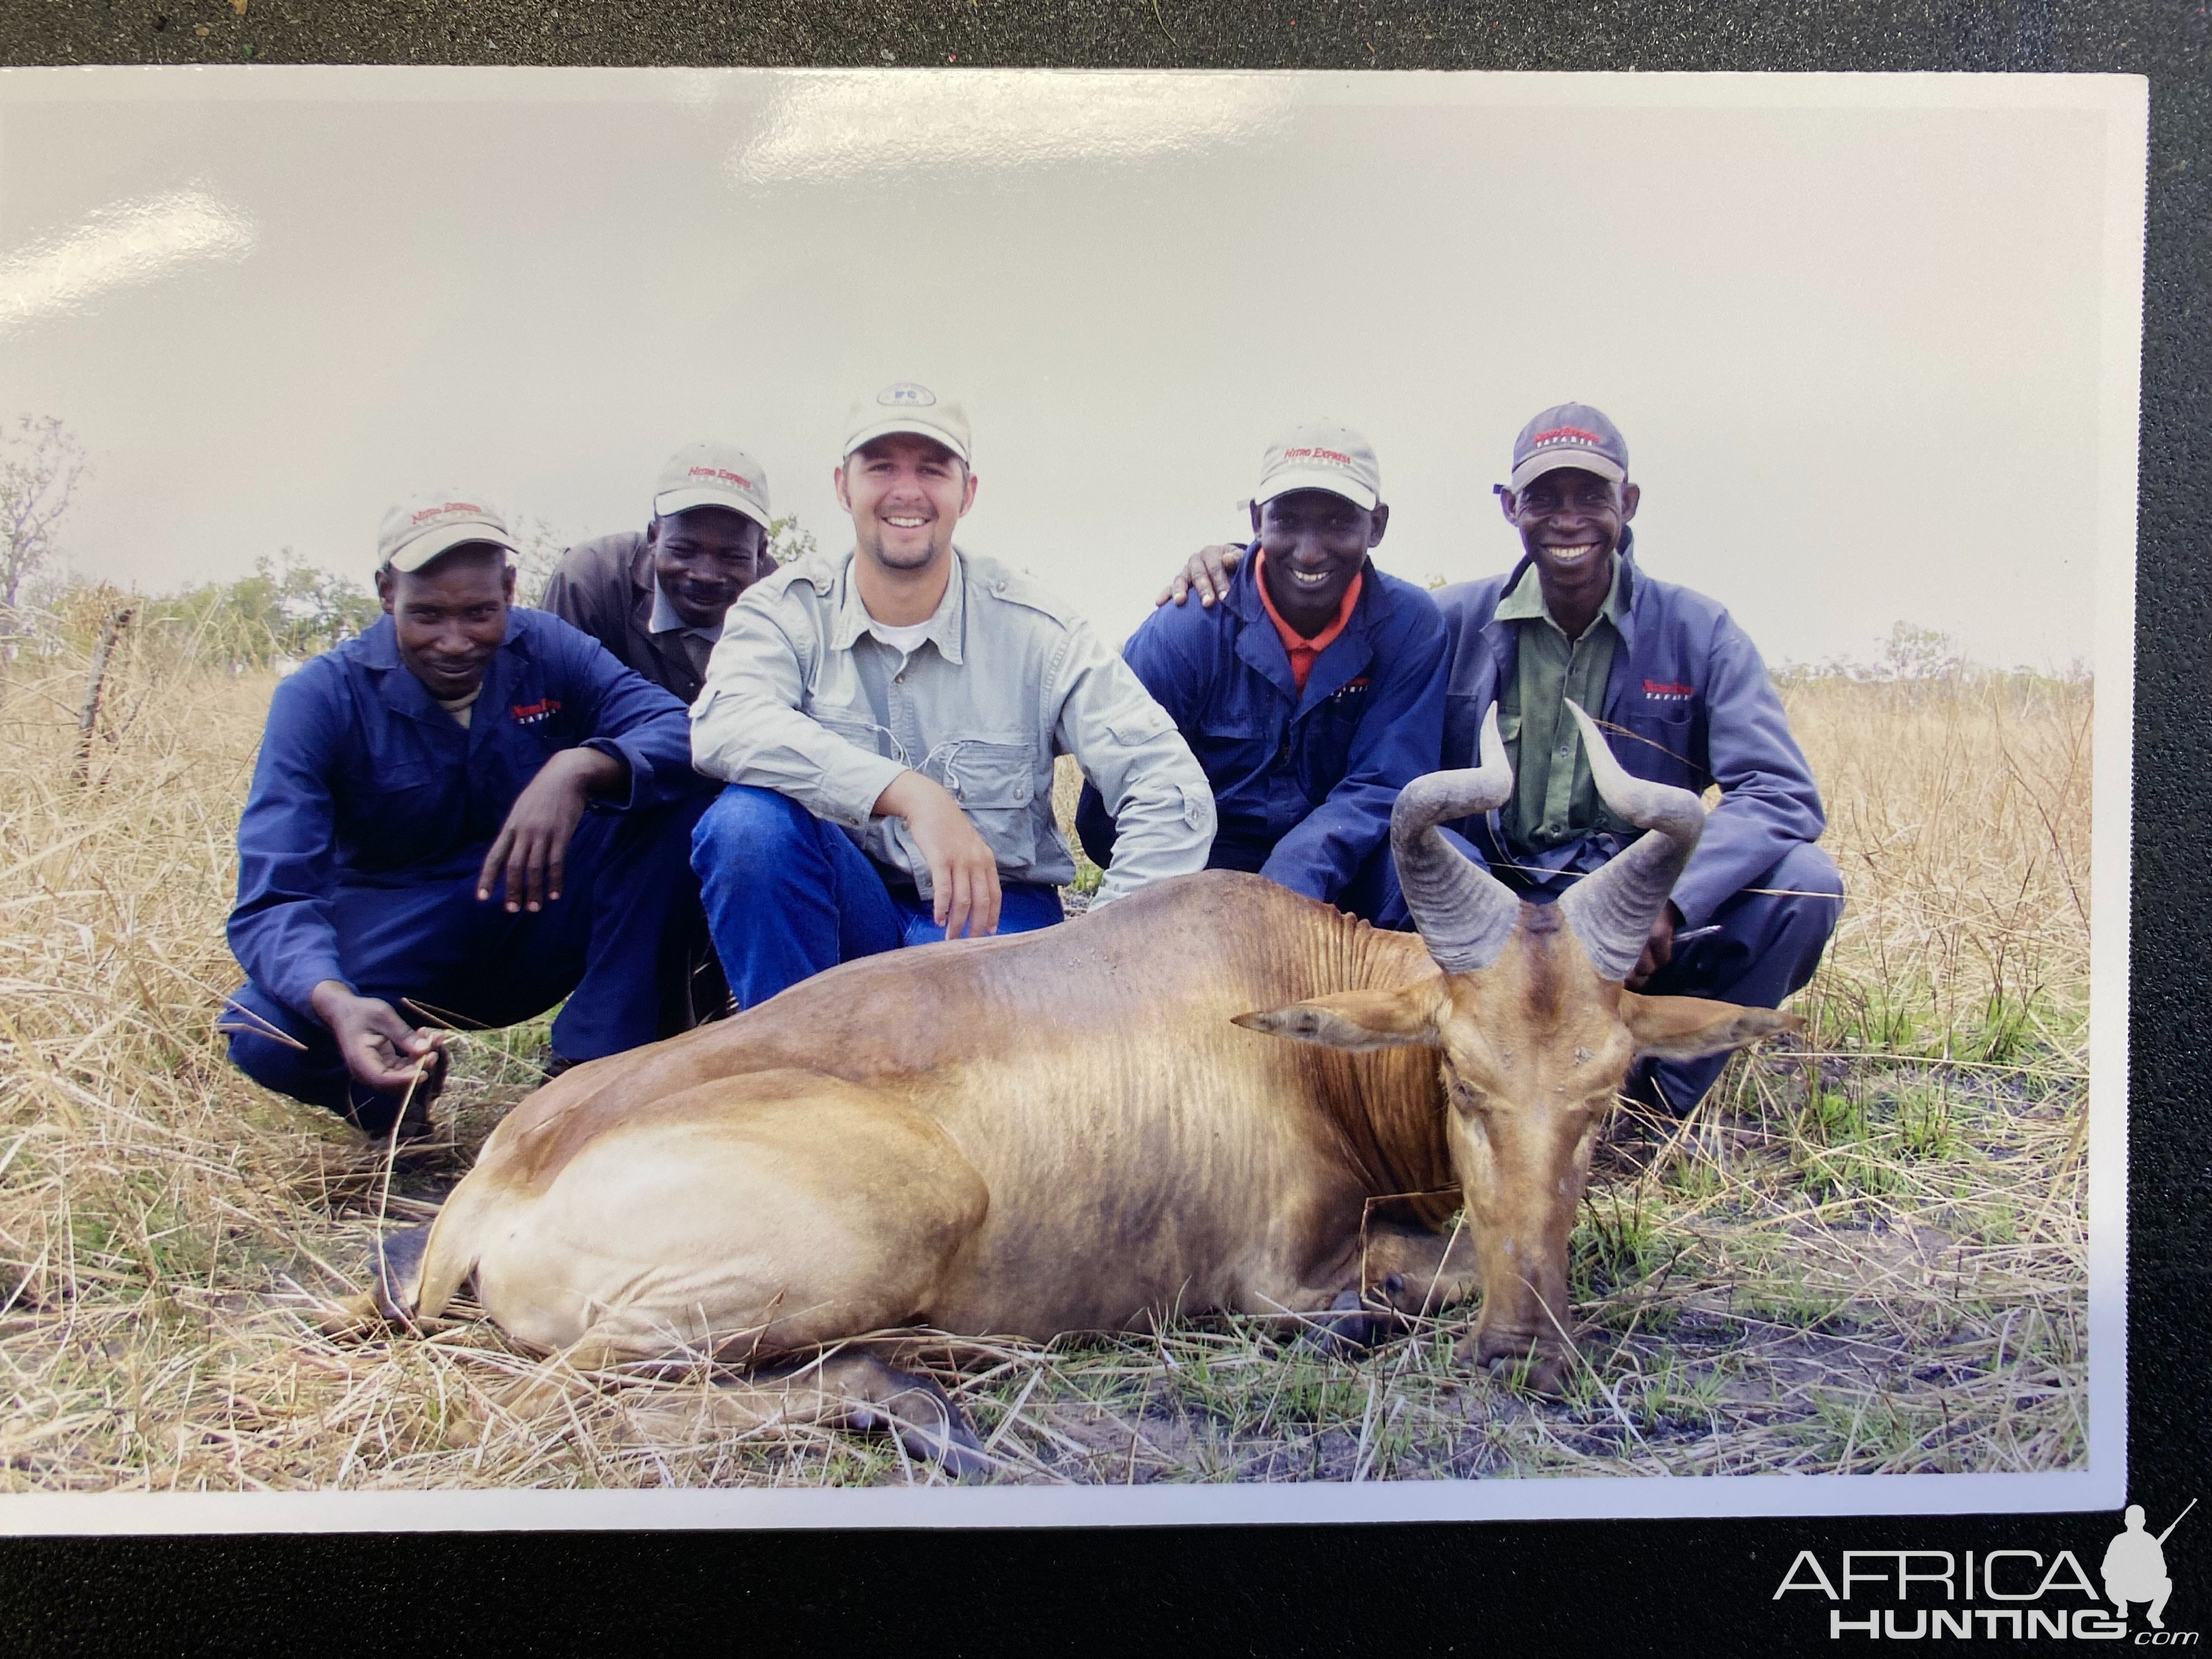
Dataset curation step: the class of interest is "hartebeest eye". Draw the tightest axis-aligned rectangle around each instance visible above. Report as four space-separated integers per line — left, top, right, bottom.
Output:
1442 1069 1494 1118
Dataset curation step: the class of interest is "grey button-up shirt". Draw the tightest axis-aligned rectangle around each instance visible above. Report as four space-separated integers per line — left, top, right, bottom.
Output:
691 548 1216 904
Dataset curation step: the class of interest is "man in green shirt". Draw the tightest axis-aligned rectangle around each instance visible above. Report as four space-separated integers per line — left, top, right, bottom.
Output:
1432 403 1839 1113
1488 512 1638 864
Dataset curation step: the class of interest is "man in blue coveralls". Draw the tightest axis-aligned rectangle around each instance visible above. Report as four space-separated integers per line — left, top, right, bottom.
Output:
1160 404 1841 1115
1076 420 1447 924
224 490 704 1139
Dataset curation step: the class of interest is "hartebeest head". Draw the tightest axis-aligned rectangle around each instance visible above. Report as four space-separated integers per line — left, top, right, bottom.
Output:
1238 702 1799 1393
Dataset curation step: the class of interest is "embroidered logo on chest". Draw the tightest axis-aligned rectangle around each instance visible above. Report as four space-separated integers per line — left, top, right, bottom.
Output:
510 697 563 725
1641 679 1695 703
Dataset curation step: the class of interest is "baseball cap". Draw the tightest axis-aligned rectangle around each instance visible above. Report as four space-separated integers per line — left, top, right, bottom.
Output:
842 381 972 466
376 490 520 574
1508 403 1630 492
652 440 773 528
1253 420 1383 512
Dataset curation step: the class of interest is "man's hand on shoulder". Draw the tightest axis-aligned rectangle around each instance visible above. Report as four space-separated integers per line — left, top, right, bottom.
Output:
479 747 627 912
874 770 1002 940
1155 544 1244 609
309 980 450 1097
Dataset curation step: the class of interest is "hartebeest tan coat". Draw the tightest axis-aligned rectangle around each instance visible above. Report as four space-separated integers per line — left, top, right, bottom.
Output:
377 706 1799 1470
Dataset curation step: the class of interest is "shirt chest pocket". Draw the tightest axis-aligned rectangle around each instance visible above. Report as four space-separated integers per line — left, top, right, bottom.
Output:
1495 709 1525 763
500 719 567 781
928 737 1038 865
1617 704 1701 790
1295 688 1371 798
335 761 451 861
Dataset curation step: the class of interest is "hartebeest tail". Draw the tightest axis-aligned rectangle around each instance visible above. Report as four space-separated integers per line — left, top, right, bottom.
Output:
411 1165 506 1323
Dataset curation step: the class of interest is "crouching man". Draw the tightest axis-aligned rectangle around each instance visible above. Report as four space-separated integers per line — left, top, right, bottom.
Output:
1438 404 1842 1114
541 441 782 1023
688 382 1216 1007
1075 421 1446 925
224 492 705 1138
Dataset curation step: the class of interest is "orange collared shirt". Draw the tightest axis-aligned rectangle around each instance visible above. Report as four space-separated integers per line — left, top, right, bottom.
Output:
1254 550 1365 695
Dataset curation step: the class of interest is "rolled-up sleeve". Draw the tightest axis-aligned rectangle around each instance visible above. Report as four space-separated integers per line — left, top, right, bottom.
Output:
228 673 351 1018
1050 623 1215 905
689 593 906 829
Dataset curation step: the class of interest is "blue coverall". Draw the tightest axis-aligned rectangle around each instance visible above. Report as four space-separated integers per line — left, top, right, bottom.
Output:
1436 532 1844 1111
224 608 703 1133
1076 548 1449 923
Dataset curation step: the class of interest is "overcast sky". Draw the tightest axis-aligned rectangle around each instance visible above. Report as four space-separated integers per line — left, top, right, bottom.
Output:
0 70 2135 670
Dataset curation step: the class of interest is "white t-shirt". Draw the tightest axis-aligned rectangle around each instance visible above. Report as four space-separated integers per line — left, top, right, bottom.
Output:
865 615 932 656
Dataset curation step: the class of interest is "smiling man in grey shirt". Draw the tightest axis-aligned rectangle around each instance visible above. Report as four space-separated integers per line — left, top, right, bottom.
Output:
688 381 1215 1008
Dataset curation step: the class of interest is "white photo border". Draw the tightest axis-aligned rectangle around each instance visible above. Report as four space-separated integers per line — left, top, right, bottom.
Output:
0 64 2143 1533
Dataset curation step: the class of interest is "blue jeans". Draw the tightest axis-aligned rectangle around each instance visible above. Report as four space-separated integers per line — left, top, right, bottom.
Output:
691 784 1064 1010
226 798 706 1135
1624 842 1845 1114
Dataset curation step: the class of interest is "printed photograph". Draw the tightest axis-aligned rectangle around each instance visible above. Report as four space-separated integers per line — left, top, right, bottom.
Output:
0 68 2136 1521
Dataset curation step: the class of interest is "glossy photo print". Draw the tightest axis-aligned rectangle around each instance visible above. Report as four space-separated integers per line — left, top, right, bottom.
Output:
0 69 2139 1530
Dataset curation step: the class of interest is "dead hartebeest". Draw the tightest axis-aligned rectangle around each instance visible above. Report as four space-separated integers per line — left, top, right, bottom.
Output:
365 704 1799 1471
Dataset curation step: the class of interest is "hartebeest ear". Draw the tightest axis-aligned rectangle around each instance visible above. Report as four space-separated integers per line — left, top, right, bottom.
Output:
1233 987 1441 1052
1621 994 1803 1060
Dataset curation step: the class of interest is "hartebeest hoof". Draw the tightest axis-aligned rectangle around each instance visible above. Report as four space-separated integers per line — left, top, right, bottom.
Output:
850 1368 992 1481
1460 1331 1570 1397
1299 1286 1406 1358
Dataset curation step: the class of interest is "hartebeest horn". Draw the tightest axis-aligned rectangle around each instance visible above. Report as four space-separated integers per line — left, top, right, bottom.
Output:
1391 704 1523 972
1555 700 1706 981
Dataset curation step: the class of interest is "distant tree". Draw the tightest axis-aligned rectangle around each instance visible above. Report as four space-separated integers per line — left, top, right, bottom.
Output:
766 512 816 568
508 512 570 609
1875 622 1968 682
152 550 377 666
0 415 87 617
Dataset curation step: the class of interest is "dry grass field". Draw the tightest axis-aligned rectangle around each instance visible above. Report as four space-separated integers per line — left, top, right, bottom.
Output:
0 606 2090 1491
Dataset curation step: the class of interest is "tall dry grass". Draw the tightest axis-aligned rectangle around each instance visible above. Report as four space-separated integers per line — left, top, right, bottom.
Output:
0 623 2089 1491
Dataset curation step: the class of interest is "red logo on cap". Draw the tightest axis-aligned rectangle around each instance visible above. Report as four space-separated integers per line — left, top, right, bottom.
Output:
411 501 486 524
1283 446 1353 467
687 467 756 491
1531 427 1609 449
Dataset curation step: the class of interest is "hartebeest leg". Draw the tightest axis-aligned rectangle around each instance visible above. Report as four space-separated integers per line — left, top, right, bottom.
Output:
1361 1218 1484 1317
1299 1221 1485 1353
622 1350 992 1480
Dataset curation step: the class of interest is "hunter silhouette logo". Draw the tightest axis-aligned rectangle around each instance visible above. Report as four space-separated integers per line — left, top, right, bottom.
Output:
1773 1513 2200 1642
2106 1501 2193 1632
